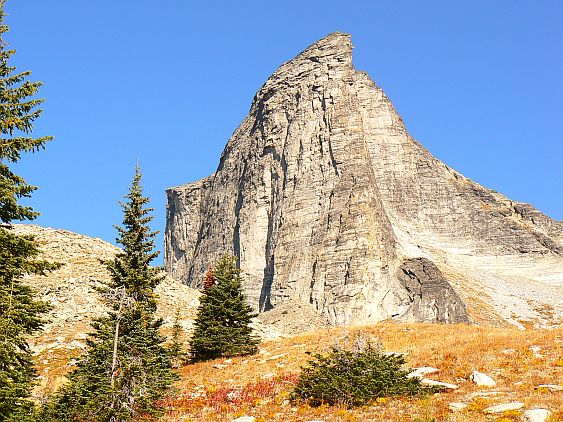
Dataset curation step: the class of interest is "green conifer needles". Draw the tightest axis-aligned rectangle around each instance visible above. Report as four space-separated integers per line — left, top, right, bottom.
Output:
189 256 259 362
0 3 58 420
291 333 442 407
40 167 176 421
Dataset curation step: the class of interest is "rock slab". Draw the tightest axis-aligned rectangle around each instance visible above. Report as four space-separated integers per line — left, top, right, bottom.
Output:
408 366 440 379
420 378 458 389
483 402 524 414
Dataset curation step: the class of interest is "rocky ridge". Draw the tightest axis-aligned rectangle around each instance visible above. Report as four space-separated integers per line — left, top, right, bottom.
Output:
165 32 563 328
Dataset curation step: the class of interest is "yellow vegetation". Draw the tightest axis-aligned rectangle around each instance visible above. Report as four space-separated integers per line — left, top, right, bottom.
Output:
158 322 563 421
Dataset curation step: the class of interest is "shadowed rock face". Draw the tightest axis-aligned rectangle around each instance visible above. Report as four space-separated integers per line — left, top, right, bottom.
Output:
397 258 469 324
165 33 563 328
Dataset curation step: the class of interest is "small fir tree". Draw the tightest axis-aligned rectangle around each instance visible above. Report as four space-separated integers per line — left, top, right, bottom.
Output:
291 332 442 407
0 3 59 420
188 256 259 362
40 167 176 421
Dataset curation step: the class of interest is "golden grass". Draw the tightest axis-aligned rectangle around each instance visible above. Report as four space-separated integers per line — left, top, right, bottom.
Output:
160 323 563 422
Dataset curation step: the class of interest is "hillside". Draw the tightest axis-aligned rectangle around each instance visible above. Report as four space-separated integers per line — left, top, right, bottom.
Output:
13 224 200 398
162 323 562 421
11 224 563 421
12 225 563 422
14 224 318 399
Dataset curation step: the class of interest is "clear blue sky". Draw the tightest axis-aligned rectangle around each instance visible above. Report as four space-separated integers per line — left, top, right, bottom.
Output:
5 1 562 264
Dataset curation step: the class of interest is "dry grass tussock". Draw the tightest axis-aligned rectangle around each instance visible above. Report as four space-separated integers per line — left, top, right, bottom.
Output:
159 323 562 421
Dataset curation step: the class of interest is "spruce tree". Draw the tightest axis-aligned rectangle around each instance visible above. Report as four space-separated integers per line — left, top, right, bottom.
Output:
40 167 176 421
0 3 59 420
189 256 259 362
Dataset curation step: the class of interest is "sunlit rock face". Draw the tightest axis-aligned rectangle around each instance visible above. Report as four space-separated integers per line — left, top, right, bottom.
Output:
165 33 563 328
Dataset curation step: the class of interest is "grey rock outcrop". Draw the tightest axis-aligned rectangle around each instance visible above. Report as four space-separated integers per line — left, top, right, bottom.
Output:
165 33 563 328
397 258 469 323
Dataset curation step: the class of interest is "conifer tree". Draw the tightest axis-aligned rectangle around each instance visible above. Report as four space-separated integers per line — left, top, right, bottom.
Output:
0 3 59 420
40 167 176 421
189 256 259 362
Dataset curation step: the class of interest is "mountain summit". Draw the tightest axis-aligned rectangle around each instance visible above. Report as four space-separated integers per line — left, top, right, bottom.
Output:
165 33 562 328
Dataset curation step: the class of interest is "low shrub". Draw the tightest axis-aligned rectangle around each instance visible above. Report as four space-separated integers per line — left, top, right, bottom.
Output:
291 333 441 407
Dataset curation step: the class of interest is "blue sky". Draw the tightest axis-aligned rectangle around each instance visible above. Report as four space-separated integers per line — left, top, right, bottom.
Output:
5 1 562 264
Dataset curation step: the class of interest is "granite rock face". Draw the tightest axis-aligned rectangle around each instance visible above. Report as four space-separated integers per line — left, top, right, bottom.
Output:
165 33 563 328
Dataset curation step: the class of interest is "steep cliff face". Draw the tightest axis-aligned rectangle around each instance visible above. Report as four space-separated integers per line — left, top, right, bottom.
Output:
165 33 563 328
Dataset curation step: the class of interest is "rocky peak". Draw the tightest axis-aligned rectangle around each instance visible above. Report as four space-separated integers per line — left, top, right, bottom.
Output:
255 32 353 98
165 34 563 329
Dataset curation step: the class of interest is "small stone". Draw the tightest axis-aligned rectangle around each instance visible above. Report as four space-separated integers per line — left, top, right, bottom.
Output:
530 346 543 358
470 370 496 387
420 378 458 389
224 359 232 364
231 417 255 422
212 364 227 369
483 402 524 414
536 384 563 392
522 409 551 422
449 402 467 412
408 366 440 379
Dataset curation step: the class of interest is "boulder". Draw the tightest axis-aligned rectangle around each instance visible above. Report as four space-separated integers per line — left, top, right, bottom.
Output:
522 409 551 422
470 370 496 387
